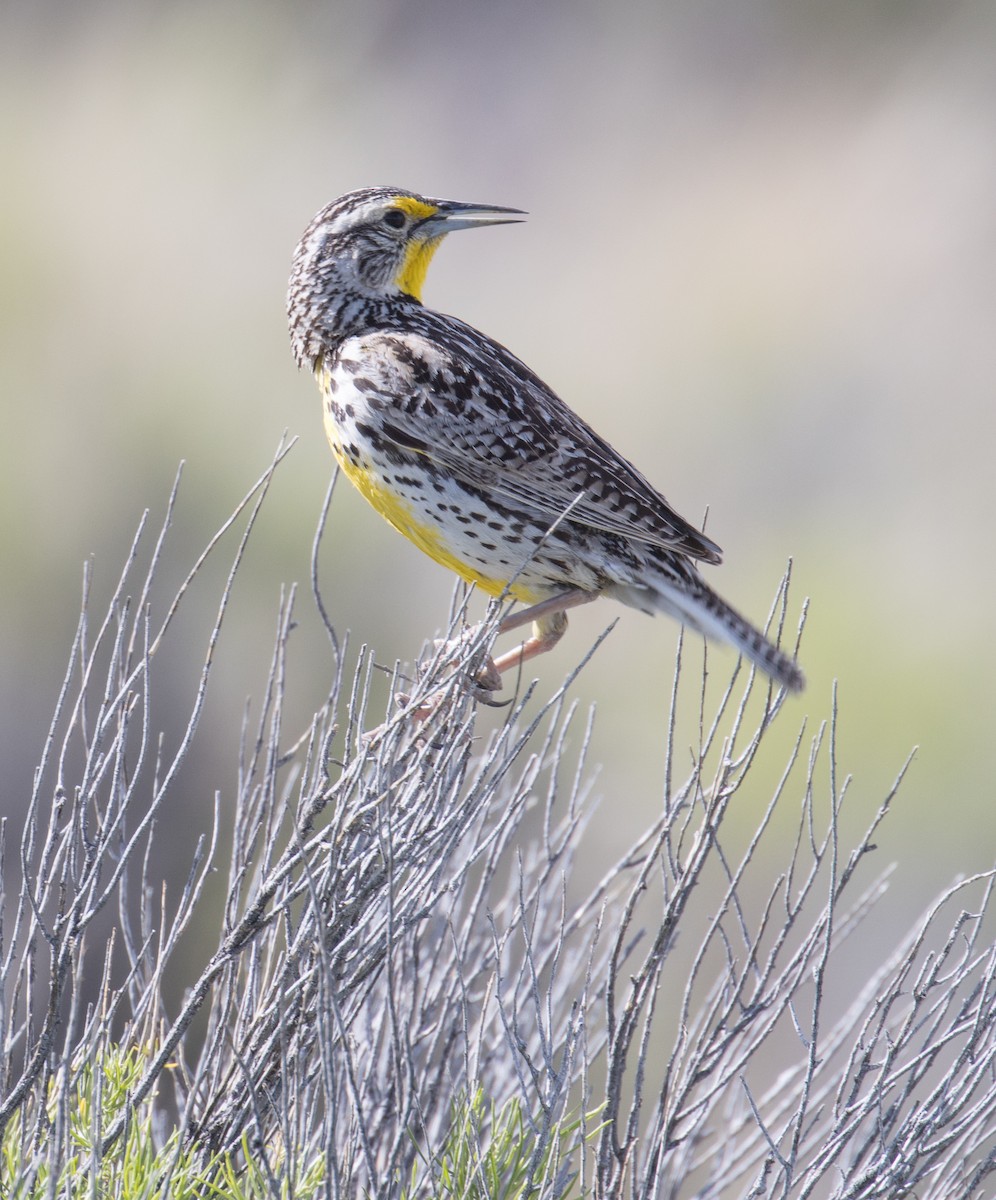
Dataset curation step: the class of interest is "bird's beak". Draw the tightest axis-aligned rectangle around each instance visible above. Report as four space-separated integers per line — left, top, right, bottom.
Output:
418 200 527 237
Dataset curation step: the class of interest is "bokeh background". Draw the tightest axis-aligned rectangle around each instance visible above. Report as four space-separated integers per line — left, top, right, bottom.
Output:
3 1 995 982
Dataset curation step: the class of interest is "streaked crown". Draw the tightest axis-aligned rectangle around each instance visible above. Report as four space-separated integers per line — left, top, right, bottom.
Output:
287 186 523 368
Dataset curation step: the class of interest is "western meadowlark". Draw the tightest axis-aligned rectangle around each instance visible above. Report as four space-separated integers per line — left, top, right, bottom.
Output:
287 186 804 695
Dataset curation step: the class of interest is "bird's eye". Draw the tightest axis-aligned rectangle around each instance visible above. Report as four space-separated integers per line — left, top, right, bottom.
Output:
382 209 406 230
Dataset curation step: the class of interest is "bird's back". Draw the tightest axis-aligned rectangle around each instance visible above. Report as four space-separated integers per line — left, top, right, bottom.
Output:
321 304 724 576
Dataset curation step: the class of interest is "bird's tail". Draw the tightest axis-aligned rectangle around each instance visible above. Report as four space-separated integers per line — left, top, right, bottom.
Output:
610 571 805 693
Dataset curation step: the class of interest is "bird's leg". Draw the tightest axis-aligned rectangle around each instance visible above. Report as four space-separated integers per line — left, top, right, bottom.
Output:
407 589 596 724
417 589 593 695
496 589 597 637
486 589 597 683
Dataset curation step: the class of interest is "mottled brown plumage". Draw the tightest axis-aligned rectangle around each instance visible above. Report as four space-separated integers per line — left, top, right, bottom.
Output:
288 186 804 693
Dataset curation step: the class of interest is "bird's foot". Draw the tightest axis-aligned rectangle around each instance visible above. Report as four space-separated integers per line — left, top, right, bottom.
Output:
424 627 510 705
383 642 508 737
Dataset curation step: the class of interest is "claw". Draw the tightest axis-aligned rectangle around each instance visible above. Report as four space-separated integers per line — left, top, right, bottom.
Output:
470 655 502 696
426 628 504 701
364 593 593 738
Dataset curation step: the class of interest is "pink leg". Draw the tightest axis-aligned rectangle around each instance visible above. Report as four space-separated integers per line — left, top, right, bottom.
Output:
393 589 597 729
488 589 597 679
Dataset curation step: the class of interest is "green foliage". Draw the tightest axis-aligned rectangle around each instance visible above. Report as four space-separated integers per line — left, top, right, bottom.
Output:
2 1047 588 1199
401 1089 601 1200
0 1045 326 1200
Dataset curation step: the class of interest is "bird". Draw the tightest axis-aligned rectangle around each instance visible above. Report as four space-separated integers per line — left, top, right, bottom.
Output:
287 186 804 696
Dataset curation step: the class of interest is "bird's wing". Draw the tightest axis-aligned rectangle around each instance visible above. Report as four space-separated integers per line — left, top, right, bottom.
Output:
338 324 723 565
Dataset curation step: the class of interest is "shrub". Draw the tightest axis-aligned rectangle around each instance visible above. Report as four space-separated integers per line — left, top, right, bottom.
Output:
3 449 994 1198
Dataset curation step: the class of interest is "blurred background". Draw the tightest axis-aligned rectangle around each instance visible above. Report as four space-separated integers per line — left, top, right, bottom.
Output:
2 0 994 979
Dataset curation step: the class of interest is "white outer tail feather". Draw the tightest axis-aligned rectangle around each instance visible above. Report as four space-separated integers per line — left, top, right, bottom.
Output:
609 575 805 693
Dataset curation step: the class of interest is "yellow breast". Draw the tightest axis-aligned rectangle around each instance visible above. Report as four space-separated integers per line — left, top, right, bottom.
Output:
322 406 536 602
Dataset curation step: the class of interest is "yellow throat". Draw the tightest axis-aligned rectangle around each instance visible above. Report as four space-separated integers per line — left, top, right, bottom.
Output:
390 196 443 301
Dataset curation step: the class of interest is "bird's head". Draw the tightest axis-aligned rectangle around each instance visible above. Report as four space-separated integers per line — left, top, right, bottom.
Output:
288 186 524 366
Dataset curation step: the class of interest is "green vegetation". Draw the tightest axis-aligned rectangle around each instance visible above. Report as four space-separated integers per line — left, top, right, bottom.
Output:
1 1045 327 1199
